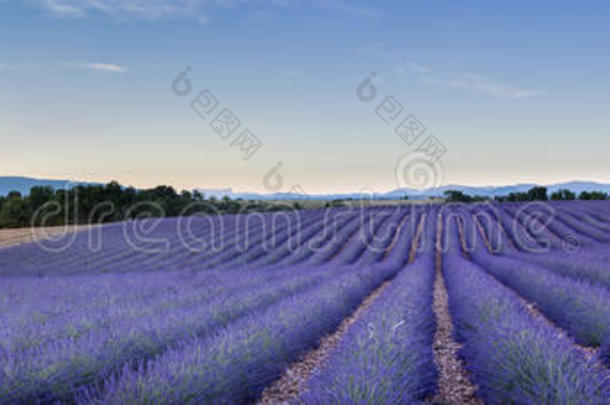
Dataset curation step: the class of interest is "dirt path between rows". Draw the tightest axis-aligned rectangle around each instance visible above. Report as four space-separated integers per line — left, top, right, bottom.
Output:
257 279 392 404
407 213 427 263
0 225 94 248
380 209 414 260
458 217 606 370
259 212 426 404
429 213 482 404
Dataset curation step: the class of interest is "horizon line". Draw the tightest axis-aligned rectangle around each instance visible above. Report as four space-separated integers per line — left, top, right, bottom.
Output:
2 175 610 195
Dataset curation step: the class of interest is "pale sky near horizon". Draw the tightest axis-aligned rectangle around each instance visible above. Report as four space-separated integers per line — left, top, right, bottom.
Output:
1 1 609 193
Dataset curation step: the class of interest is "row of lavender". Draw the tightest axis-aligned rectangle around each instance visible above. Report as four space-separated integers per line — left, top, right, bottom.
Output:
2 200 607 280
0 206 425 276
297 209 438 403
86 206 423 403
462 202 610 366
297 202 610 404
81 209 438 403
6 198 606 278
1 201 609 403
0 206 424 403
442 215 610 403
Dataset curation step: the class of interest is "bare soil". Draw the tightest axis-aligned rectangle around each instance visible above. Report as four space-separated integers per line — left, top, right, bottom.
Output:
407 213 427 264
258 280 392 404
259 213 427 404
470 215 603 364
429 213 482 404
0 225 93 248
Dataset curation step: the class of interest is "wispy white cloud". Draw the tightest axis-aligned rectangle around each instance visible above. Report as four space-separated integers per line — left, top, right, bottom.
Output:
422 73 544 99
395 61 543 99
39 0 85 17
29 0 382 21
78 62 128 72
0 62 128 73
30 0 281 20
32 0 196 19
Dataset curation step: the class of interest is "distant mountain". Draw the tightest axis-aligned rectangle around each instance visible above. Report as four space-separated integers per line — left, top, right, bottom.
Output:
545 181 610 195
2 176 609 200
198 188 235 199
199 181 610 200
388 181 610 199
195 189 385 201
384 184 537 199
0 176 99 196
389 181 610 197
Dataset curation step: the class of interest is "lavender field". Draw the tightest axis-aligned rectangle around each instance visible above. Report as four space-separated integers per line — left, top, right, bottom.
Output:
1 201 610 404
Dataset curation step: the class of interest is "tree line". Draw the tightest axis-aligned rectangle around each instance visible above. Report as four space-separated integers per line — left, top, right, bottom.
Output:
0 182 303 229
444 187 609 203
1 182 607 229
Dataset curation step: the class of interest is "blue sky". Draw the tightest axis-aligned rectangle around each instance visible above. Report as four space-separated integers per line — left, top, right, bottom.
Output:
1 1 609 193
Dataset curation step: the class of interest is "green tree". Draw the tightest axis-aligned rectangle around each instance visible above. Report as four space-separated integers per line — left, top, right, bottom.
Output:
526 187 548 201
550 189 576 200
192 190 204 201
29 186 54 213
105 181 124 215
1 180 309 229
444 190 473 203
579 191 608 200
0 193 29 228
